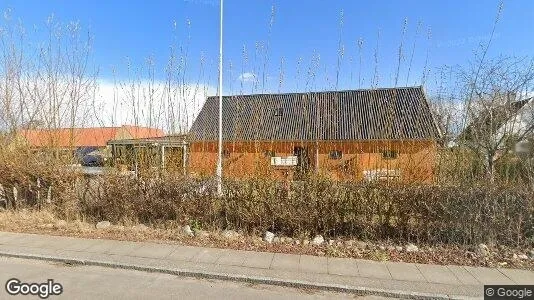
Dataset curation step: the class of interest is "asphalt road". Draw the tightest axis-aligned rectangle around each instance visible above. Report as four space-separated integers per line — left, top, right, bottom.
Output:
0 257 395 300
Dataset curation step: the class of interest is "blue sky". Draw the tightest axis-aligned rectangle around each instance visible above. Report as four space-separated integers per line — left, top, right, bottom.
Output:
1 0 533 94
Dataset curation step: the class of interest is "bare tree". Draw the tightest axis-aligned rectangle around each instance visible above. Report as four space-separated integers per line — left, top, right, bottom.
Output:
458 56 534 181
0 9 31 133
0 10 96 136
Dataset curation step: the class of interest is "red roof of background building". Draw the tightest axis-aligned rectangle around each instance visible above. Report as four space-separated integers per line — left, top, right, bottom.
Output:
19 125 164 148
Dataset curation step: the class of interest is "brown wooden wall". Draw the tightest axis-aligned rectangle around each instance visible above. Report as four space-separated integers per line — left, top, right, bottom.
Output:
188 140 438 183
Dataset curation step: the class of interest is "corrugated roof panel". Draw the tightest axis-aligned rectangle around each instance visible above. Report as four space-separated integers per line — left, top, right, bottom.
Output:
188 86 440 141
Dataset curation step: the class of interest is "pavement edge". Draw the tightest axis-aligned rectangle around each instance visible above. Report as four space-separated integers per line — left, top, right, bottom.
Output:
0 251 470 300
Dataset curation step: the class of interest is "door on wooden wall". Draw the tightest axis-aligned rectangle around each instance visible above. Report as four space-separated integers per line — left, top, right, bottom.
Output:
293 146 310 179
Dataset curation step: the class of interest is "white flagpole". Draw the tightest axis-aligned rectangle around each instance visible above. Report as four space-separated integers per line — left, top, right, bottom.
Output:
216 0 224 196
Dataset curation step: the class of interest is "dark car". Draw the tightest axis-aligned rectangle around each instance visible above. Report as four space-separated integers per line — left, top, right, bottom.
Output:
81 154 104 167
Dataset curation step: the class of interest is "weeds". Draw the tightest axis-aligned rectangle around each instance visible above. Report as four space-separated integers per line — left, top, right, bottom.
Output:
3 162 530 248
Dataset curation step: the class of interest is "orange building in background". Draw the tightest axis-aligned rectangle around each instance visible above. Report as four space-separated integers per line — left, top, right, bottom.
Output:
18 125 164 150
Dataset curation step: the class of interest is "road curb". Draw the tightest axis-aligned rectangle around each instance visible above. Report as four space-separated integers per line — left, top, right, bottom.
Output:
0 251 470 300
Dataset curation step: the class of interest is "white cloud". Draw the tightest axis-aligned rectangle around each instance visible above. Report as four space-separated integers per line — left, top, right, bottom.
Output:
0 67 217 134
238 72 257 83
94 79 216 134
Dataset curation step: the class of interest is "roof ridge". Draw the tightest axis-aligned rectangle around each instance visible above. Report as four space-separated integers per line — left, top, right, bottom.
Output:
207 86 423 99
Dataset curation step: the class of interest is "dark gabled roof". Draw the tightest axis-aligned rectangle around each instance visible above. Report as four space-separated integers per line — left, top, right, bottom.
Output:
458 97 532 142
188 86 441 141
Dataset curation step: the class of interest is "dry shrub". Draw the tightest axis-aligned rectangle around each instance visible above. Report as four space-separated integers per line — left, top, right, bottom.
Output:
1 145 532 247
0 146 77 217
436 148 485 185
68 174 534 247
75 175 220 228
222 178 533 246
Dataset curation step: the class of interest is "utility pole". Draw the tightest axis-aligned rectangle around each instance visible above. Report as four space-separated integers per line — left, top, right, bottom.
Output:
216 0 224 196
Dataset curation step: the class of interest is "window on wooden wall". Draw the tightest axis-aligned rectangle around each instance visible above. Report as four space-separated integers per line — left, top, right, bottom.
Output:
264 150 275 157
329 150 342 159
382 150 398 159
